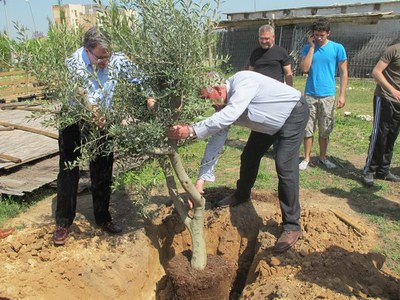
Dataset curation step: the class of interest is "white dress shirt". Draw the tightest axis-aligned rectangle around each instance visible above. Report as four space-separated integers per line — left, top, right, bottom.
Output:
194 70 301 182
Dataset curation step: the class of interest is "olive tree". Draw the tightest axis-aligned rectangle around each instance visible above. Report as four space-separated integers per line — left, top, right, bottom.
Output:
10 0 224 270
0 33 13 71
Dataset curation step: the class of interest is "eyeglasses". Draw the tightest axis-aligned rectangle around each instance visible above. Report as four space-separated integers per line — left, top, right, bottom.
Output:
86 48 110 62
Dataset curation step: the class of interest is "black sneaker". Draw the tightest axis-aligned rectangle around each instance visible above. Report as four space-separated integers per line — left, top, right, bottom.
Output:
363 173 374 187
376 172 400 182
101 221 122 234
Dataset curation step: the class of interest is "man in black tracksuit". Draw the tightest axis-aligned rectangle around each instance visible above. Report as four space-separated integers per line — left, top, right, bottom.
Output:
363 43 400 186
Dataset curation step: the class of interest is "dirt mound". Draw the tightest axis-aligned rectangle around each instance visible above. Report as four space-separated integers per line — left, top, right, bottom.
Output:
0 189 399 299
0 222 163 300
242 208 400 300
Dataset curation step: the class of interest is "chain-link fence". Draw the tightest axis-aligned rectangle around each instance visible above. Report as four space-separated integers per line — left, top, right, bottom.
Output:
217 18 400 78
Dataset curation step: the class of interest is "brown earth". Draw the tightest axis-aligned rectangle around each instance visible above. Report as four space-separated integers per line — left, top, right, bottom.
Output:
0 182 399 299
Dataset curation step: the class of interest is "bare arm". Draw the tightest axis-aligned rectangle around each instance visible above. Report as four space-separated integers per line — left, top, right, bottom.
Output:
300 34 315 73
283 64 293 86
372 60 400 102
337 60 348 108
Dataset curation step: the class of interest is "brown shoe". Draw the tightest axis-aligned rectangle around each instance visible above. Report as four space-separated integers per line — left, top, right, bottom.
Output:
101 221 122 234
218 194 249 207
274 230 302 253
0 228 14 239
53 226 68 245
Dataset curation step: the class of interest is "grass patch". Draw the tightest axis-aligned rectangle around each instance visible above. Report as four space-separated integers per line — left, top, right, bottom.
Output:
0 187 54 226
0 196 27 224
367 215 400 273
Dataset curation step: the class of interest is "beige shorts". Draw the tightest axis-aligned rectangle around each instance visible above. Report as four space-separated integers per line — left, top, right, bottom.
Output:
304 95 335 138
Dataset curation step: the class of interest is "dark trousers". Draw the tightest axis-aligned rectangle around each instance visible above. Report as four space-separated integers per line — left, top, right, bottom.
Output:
364 96 400 176
55 123 113 228
234 97 309 231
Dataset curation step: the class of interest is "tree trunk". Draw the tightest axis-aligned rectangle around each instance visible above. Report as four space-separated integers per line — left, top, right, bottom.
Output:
159 141 207 270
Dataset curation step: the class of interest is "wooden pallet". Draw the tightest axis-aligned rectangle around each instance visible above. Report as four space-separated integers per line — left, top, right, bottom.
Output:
0 70 44 103
0 108 59 171
0 155 59 196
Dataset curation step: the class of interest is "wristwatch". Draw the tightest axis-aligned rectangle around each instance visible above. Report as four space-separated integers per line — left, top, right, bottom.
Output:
188 126 195 138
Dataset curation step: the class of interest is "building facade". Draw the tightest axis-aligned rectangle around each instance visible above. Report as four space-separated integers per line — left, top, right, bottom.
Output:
52 4 135 32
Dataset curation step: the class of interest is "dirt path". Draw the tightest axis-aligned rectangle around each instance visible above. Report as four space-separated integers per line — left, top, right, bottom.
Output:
0 183 399 299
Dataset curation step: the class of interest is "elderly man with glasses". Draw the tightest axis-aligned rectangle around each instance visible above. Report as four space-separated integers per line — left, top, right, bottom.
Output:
168 70 309 253
53 26 153 246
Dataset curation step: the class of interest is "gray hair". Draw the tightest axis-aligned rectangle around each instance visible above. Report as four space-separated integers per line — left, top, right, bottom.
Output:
206 71 225 87
83 26 111 50
259 24 275 35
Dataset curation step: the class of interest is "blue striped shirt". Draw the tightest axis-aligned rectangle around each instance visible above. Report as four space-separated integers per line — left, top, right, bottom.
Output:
66 47 143 108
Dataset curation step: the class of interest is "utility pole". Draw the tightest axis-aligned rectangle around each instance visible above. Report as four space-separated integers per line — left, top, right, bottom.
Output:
0 0 11 38
26 0 37 36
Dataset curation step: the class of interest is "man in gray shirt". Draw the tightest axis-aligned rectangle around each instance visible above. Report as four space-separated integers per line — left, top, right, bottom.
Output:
168 71 309 253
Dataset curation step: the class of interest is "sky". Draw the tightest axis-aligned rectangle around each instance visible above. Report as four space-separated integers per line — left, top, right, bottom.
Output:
0 0 393 38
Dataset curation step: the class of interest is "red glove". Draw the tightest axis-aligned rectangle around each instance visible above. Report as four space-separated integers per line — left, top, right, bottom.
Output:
168 125 191 140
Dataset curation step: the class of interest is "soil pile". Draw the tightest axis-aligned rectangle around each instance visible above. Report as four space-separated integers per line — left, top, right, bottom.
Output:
0 189 399 299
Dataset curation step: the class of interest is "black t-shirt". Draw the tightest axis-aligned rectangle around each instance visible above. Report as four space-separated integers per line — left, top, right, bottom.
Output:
249 45 292 83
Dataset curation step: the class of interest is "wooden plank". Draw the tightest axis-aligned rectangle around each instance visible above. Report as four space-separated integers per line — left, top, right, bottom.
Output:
0 70 42 101
0 70 25 77
330 209 364 237
0 99 17 104
0 188 24 196
0 78 38 86
0 126 14 131
1 106 58 113
1 149 59 170
0 102 41 109
0 153 22 163
0 109 58 171
0 121 58 139
0 87 41 97
0 155 59 196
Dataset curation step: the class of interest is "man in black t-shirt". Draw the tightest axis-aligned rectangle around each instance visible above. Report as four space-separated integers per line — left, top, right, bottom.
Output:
249 24 293 154
248 24 293 86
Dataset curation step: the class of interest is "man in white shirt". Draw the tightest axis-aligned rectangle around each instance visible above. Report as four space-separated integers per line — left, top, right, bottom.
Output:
168 71 309 253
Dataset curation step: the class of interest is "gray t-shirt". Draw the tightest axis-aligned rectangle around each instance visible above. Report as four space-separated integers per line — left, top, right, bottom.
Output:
375 43 400 103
